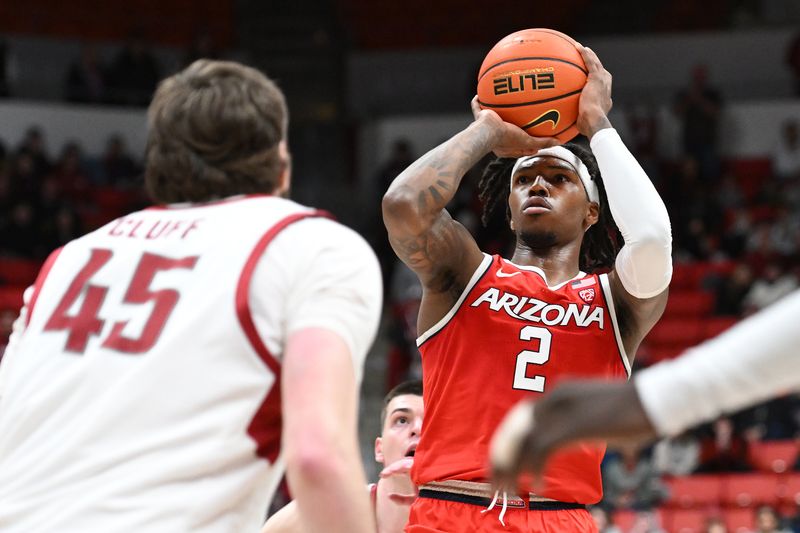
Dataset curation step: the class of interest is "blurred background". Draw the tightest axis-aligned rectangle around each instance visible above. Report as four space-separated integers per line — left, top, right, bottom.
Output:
0 1 799 531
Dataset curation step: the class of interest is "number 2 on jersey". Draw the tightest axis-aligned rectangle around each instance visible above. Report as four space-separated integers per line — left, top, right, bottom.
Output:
512 325 552 393
44 248 198 354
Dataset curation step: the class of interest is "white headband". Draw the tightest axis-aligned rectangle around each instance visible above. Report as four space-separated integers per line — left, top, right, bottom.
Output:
510 146 599 205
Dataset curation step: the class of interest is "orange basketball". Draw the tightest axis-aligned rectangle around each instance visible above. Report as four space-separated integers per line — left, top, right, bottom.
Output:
477 28 587 142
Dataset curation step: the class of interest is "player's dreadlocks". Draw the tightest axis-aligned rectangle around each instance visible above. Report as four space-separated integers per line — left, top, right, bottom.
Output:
477 143 620 273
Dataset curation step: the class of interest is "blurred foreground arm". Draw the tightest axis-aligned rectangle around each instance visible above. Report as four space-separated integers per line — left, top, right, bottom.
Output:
282 329 373 533
491 290 800 483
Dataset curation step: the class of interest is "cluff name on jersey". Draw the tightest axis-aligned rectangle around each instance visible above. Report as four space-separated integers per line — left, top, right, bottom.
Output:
470 287 604 329
107 217 203 240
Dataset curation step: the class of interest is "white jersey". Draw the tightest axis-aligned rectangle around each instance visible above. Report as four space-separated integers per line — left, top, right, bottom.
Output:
0 195 382 533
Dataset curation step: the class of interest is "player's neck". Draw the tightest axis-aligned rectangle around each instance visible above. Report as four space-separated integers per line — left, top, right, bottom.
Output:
375 477 414 533
510 240 582 286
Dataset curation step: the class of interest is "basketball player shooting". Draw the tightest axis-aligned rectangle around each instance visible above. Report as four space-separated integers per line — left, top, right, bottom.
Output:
382 46 672 532
491 290 800 486
0 60 382 533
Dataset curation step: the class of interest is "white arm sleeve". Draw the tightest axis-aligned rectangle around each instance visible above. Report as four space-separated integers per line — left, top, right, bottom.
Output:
250 218 383 384
635 290 800 437
590 128 672 299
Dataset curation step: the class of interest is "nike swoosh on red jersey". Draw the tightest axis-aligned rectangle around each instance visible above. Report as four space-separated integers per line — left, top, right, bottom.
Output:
496 269 521 278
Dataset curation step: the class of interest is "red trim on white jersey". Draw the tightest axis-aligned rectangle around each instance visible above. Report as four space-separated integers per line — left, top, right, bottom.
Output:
25 247 64 327
235 210 331 461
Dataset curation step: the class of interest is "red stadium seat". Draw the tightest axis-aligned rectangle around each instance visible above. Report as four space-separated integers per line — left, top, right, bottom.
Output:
0 286 26 313
664 475 724 509
722 474 780 508
664 291 714 318
782 474 800 506
747 440 800 474
0 258 41 286
612 509 637 532
671 263 698 290
93 187 135 212
722 507 756 533
646 319 705 348
643 344 684 363
663 509 707 533
702 317 739 339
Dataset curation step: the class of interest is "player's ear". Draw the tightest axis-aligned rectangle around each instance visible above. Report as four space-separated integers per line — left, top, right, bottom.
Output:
275 141 292 196
374 437 384 463
584 201 599 230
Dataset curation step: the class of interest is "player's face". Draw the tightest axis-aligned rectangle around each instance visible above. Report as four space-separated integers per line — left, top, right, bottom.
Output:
374 394 424 466
507 156 598 247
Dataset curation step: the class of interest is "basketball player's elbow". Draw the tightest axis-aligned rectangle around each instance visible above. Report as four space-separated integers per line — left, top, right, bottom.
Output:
382 189 429 233
285 430 351 484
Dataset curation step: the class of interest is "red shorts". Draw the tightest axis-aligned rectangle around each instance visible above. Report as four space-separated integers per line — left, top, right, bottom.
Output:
406 494 597 533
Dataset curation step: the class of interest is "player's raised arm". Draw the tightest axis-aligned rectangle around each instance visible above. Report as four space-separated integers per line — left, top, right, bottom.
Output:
381 99 557 298
575 46 672 357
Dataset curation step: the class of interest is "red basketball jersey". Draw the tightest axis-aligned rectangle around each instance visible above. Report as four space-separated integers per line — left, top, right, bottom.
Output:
412 254 630 504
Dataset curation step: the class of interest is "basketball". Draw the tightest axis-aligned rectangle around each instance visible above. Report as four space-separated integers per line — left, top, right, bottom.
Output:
477 28 587 142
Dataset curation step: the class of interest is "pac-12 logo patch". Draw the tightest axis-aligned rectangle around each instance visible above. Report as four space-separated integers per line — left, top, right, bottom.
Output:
579 288 595 303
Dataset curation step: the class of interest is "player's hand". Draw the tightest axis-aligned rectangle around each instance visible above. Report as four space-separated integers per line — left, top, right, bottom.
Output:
471 96 559 158
380 457 418 505
490 400 547 491
576 46 613 139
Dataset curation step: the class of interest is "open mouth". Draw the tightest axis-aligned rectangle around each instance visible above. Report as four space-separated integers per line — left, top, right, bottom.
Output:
405 444 417 458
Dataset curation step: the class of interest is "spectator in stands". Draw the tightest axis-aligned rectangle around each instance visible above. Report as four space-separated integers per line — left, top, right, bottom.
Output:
752 505 791 533
743 264 798 314
652 430 700 476
50 142 90 201
696 417 752 472
107 33 161 106
602 445 668 511
714 263 754 316
769 208 800 258
674 64 723 180
8 152 41 204
627 511 666 533
589 506 621 533
737 394 800 441
16 127 51 179
41 206 82 253
773 120 800 181
0 203 42 258
102 134 140 187
64 44 106 104
705 517 727 533
721 211 752 258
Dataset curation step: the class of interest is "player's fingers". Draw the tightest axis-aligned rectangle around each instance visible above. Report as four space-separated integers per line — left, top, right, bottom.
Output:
527 136 560 151
489 400 536 476
579 46 601 73
387 492 418 505
471 95 482 116
379 457 414 478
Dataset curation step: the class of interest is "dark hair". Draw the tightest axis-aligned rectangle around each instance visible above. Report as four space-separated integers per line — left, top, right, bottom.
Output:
145 59 288 203
380 380 423 425
477 143 620 272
